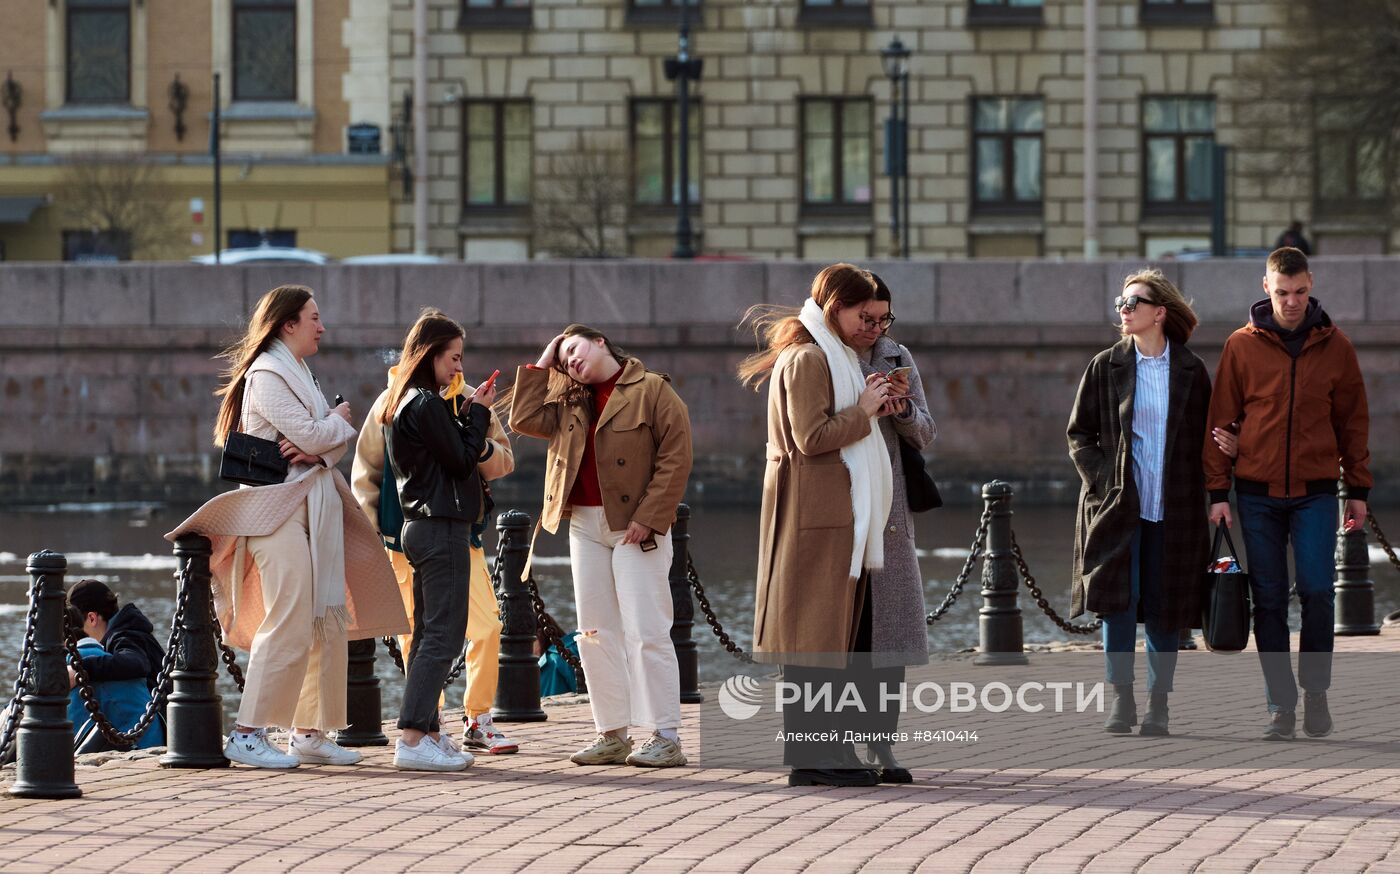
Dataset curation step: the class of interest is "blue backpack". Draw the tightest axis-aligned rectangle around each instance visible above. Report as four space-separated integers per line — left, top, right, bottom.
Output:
378 427 406 553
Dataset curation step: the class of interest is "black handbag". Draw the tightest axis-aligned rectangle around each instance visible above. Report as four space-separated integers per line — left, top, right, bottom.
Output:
898 436 943 512
219 430 289 487
1201 522 1252 653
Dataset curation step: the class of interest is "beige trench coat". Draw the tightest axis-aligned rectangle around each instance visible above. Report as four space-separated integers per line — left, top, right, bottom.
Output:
752 342 875 665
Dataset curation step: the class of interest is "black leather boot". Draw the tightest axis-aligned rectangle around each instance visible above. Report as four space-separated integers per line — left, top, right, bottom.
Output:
1105 684 1137 734
866 742 913 784
789 768 881 787
1139 692 1169 736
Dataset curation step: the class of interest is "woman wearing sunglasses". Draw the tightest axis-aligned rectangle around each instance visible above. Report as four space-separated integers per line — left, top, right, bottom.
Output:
1067 269 1212 737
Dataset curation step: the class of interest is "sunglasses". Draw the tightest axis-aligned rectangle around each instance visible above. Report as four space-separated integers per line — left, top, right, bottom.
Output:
1112 294 1160 313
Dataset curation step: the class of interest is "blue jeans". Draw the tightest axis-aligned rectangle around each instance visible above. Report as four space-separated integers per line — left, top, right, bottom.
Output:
1235 492 1336 713
1102 521 1179 693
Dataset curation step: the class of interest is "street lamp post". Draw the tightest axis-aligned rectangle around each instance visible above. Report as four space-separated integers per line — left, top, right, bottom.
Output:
881 37 911 259
664 1 703 259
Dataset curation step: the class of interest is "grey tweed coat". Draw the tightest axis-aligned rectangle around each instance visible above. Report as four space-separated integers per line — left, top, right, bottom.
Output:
859 335 936 666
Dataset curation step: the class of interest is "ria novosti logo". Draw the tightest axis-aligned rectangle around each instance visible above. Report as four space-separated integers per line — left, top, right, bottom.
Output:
718 675 765 720
715 675 1105 720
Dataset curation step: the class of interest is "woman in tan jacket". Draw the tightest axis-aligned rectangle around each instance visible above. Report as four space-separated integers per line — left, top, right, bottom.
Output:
509 324 693 768
738 263 901 788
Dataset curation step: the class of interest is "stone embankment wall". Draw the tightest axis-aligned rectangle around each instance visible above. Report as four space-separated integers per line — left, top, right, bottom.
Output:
1 258 1395 504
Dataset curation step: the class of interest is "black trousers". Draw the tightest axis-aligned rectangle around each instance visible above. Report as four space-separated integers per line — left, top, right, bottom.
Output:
782 578 905 768
398 517 471 733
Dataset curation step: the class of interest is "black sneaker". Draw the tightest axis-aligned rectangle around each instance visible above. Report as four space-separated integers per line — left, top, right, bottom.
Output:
1263 710 1296 741
1303 691 1333 738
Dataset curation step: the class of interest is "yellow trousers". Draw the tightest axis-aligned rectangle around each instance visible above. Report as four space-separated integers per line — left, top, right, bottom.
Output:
390 544 502 718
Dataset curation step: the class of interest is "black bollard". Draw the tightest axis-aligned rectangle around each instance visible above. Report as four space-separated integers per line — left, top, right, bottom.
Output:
1335 486 1379 636
974 481 1028 666
669 504 703 704
9 550 81 799
338 638 388 746
160 535 229 769
492 510 547 722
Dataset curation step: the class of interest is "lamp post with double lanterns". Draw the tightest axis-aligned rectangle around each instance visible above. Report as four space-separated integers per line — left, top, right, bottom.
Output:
880 36 911 259
663 1 703 259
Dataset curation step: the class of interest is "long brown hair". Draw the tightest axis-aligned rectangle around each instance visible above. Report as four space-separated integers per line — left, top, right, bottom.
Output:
1120 268 1199 345
736 262 876 389
497 323 634 427
379 308 467 425
212 285 314 446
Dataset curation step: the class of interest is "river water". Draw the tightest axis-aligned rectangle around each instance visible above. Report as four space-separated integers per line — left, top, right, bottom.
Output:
2 501 1395 723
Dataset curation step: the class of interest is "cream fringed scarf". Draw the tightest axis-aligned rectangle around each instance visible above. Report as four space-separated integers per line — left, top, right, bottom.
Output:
797 298 893 576
251 339 350 640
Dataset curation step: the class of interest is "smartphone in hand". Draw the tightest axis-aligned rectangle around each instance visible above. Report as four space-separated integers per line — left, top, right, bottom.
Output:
886 366 913 379
481 369 500 393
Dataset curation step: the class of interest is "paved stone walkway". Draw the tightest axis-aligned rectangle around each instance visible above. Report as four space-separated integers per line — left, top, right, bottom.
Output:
3 634 1400 873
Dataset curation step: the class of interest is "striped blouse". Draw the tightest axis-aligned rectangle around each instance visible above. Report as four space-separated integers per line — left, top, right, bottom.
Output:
1131 342 1170 522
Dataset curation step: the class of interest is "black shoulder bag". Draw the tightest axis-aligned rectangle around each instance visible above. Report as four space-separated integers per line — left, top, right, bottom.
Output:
220 431 289 487
219 387 289 487
899 437 943 512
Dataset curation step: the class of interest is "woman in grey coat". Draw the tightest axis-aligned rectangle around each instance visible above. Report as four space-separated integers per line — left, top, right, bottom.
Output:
850 273 937 783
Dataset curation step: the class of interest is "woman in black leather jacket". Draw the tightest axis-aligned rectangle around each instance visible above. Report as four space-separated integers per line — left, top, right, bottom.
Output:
382 309 497 772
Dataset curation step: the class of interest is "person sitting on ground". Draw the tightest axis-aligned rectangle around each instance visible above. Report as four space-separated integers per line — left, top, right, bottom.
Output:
65 603 165 752
537 629 581 698
66 579 166 694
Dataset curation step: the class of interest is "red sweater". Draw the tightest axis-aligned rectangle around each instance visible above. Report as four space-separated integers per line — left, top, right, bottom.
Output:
567 370 621 507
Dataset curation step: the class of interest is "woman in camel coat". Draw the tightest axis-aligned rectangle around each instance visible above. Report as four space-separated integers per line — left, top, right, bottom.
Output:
739 263 900 788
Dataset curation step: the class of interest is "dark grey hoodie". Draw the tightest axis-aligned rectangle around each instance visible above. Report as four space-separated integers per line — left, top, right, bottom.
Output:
1249 297 1329 359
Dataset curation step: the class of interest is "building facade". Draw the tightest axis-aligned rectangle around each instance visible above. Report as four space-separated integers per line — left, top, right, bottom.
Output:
3 1 1390 263
0 0 393 261
389 0 1397 260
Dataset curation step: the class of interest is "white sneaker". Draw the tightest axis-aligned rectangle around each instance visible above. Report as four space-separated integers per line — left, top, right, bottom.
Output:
465 717 519 755
225 729 299 769
433 732 475 768
288 731 362 766
395 738 469 772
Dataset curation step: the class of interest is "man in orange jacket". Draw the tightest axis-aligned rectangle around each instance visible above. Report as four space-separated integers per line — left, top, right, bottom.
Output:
1205 247 1371 742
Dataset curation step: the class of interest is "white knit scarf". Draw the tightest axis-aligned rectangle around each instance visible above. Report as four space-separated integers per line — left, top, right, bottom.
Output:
256 339 349 640
797 298 893 576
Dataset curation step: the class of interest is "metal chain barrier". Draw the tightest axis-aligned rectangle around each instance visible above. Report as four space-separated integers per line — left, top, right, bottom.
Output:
442 650 468 687
375 628 464 690
209 601 246 693
63 567 192 749
1370 513 1400 575
1010 529 1102 635
526 573 582 675
381 636 405 674
927 506 993 624
0 575 43 762
687 554 753 664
